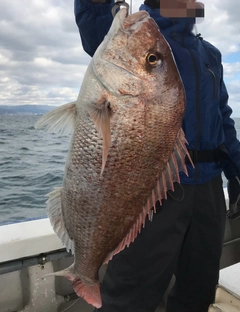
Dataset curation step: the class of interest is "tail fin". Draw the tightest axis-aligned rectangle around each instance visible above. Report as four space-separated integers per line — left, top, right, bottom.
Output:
72 279 102 308
43 265 102 308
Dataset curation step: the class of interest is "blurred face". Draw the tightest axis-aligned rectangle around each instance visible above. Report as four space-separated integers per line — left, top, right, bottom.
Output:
160 0 204 18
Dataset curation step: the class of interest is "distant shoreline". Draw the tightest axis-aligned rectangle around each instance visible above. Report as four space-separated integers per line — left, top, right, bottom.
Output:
0 105 239 119
0 105 56 115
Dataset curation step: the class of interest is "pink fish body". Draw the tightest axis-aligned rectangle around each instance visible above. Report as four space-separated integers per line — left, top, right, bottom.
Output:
35 8 190 308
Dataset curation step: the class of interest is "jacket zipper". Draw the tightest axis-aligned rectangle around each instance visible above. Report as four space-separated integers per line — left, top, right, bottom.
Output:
206 64 217 98
180 27 201 181
187 49 201 181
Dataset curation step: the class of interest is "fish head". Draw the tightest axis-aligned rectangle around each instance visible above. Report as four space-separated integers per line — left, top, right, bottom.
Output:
93 8 185 111
83 9 186 174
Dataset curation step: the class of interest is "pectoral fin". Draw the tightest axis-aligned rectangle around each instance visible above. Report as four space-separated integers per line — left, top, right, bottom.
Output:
89 101 112 174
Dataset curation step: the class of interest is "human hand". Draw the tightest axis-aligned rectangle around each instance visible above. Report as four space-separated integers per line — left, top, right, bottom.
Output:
227 176 240 220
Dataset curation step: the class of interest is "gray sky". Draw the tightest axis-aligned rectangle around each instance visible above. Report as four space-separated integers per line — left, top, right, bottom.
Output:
0 0 240 116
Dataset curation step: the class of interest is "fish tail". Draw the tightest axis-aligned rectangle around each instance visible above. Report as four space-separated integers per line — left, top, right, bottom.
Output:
43 264 102 308
72 278 102 309
42 264 75 279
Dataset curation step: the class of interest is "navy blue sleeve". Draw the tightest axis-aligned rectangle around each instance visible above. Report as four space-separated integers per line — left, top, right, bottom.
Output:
219 65 240 178
74 0 114 57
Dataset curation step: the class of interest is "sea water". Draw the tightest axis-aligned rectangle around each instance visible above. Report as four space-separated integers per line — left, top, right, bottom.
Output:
0 114 240 225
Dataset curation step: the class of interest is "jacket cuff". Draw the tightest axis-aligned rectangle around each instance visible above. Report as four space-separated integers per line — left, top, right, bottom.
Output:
75 0 114 16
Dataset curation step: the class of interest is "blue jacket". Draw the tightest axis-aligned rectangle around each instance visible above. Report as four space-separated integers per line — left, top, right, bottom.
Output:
74 0 240 184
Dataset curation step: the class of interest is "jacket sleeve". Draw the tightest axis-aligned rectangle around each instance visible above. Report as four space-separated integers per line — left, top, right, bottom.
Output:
74 0 114 57
219 64 240 178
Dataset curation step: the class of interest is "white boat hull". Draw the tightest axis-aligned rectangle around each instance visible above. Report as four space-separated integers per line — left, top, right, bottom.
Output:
0 189 240 312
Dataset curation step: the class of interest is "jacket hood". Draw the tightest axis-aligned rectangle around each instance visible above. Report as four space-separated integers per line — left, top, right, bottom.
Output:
139 4 197 46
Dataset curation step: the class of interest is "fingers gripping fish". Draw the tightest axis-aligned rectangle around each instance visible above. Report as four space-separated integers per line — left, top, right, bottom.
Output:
35 8 192 309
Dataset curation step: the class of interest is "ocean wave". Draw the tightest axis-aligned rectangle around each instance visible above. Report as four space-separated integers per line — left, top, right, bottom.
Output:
0 114 239 225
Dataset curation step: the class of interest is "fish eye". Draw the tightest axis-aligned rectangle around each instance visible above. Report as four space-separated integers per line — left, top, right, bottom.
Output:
146 52 162 67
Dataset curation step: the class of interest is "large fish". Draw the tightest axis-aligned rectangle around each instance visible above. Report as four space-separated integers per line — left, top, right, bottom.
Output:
35 8 190 309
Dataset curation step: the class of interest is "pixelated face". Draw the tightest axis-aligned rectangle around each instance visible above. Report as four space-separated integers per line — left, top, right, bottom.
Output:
160 0 204 20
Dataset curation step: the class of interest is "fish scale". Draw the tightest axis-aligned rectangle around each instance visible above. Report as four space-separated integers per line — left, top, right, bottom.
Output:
35 8 192 309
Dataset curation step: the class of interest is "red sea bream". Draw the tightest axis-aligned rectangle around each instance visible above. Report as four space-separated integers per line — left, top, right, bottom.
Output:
35 8 191 309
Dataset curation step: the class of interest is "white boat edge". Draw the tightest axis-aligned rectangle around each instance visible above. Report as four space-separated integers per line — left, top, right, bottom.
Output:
0 188 229 263
0 217 64 263
0 187 240 312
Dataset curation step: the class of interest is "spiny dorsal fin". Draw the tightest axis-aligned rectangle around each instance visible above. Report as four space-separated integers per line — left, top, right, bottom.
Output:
89 101 112 174
34 102 76 135
103 128 193 263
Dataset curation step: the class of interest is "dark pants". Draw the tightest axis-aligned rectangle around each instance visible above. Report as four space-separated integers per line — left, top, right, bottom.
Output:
96 176 226 312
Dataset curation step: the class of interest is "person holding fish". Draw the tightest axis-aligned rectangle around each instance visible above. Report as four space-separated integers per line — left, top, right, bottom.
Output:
36 1 240 312
71 0 240 311
72 0 240 311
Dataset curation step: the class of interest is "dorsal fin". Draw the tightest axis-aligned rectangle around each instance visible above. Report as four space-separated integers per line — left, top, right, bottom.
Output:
103 128 193 263
34 102 77 135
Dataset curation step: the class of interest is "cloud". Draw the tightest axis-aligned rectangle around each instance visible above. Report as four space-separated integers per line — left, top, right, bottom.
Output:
196 0 240 56
224 79 240 117
223 62 240 79
0 0 90 106
0 0 239 118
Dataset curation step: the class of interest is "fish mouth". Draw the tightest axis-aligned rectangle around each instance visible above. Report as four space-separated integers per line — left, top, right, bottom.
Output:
91 9 152 96
117 8 150 32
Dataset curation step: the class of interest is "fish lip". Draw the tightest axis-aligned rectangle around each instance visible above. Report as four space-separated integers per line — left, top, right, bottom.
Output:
116 8 150 32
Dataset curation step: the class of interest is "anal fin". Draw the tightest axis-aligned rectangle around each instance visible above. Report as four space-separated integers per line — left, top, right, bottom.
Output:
46 187 74 254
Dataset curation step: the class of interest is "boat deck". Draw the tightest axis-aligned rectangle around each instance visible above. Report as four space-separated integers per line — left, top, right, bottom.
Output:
59 300 165 312
1 191 240 312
